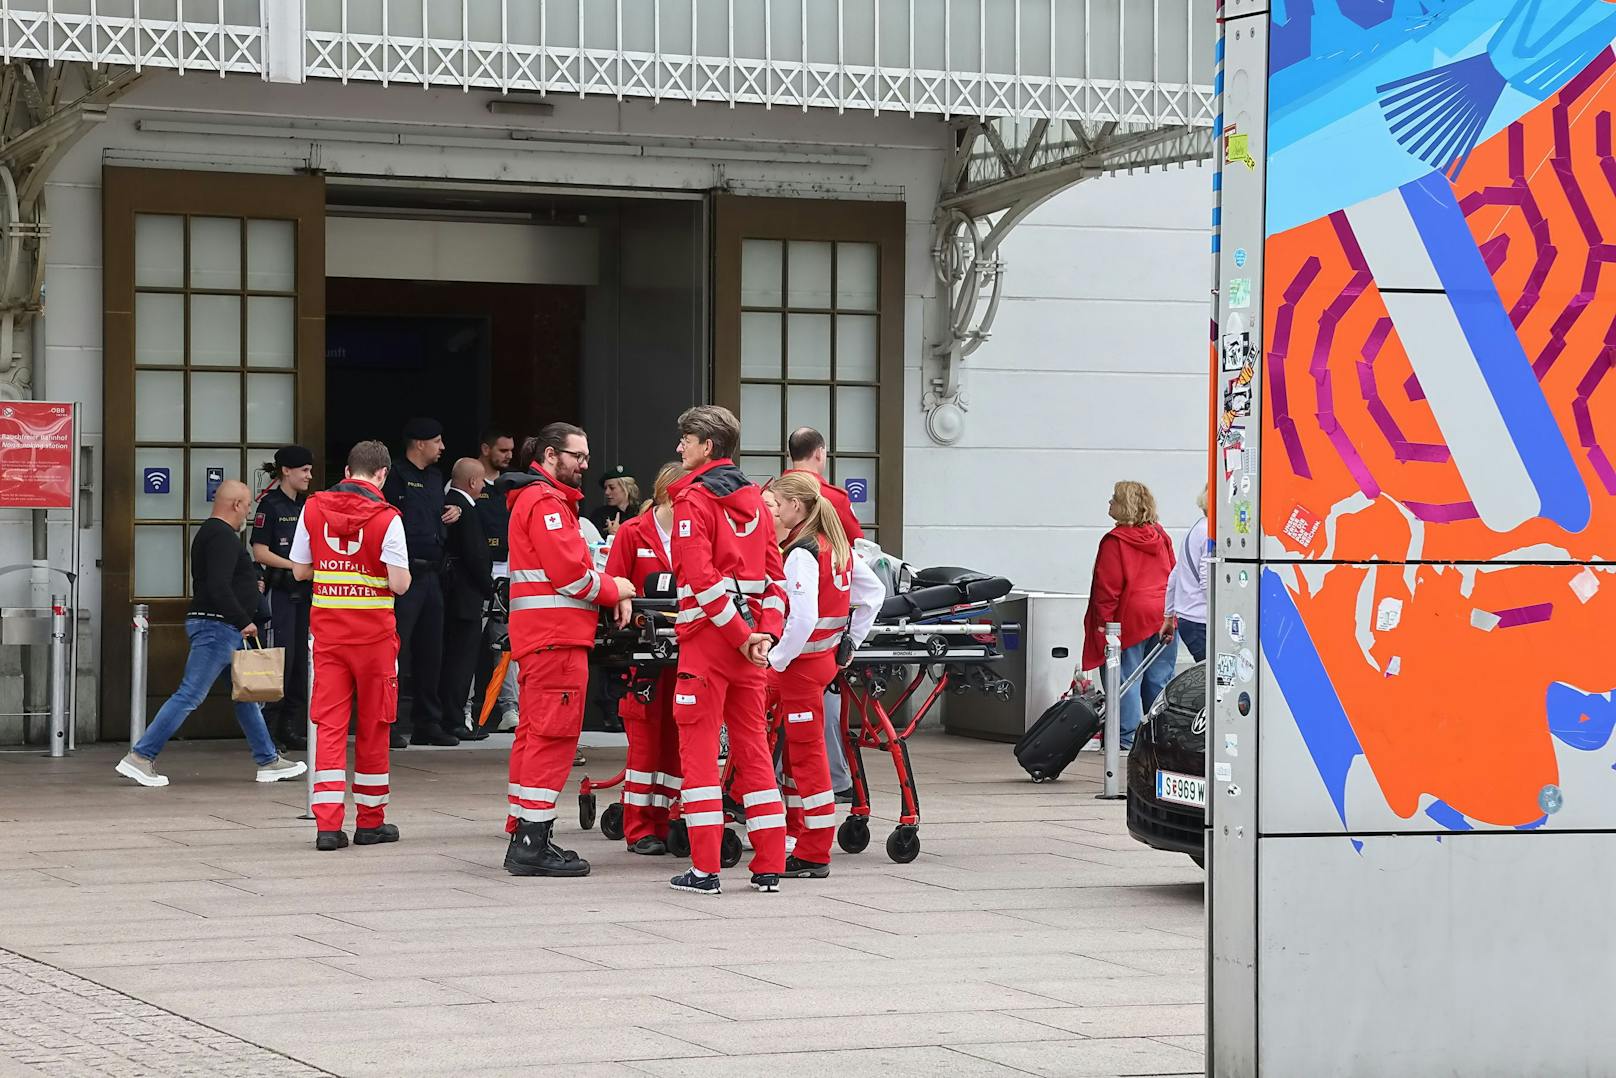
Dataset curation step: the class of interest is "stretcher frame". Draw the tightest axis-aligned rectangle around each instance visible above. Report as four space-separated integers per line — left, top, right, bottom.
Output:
574 596 1016 863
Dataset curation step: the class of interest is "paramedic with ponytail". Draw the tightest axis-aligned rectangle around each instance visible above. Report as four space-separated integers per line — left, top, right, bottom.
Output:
602 461 687 855
289 440 412 852
762 473 884 879
666 405 790 895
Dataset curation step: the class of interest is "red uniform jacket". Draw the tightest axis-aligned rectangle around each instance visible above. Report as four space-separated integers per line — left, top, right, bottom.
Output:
669 460 787 648
604 510 674 596
1081 524 1177 670
506 465 623 656
303 480 402 647
780 468 865 542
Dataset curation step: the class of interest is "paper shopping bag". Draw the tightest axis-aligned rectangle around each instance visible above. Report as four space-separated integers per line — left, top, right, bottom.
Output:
231 640 285 703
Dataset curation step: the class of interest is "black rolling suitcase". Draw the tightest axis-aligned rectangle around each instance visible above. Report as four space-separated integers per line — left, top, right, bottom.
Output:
1014 688 1103 783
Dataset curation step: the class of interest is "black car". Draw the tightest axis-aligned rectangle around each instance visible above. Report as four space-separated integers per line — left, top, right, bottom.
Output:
1126 661 1207 867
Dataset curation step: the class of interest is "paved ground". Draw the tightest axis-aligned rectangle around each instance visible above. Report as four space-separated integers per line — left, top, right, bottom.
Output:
0 729 1206 1077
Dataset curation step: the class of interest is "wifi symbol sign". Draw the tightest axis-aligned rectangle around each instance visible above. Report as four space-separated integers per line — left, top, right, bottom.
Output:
143 467 171 495
844 477 869 505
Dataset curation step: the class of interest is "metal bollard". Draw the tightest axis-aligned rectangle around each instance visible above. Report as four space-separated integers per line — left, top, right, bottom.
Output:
47 597 67 758
1099 621 1125 800
129 603 150 744
302 629 315 821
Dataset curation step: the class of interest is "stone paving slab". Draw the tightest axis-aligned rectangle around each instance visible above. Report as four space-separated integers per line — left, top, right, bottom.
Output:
1 730 1206 1077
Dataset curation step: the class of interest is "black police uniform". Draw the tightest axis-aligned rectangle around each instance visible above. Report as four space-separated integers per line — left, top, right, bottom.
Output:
383 451 453 745
251 484 309 749
440 487 495 738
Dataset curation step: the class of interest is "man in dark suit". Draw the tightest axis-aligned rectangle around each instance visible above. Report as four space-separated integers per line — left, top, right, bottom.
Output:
441 458 496 740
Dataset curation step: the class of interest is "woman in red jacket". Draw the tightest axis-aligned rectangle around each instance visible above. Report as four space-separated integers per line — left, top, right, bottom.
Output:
603 462 686 855
1081 480 1178 750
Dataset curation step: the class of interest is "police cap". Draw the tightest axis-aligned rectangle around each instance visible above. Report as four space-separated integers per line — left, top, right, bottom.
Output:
273 445 313 470
403 417 443 442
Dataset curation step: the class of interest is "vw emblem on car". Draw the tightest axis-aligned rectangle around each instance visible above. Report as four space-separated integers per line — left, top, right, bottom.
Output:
1191 712 1208 736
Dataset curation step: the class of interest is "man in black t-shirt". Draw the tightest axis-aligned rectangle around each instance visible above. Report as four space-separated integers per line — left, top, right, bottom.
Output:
115 480 308 788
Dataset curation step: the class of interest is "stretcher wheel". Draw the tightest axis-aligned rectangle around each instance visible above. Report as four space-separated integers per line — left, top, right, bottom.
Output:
720 828 743 868
667 820 691 858
600 802 625 842
925 635 949 658
886 825 920 864
837 816 871 855
578 792 597 832
651 637 675 660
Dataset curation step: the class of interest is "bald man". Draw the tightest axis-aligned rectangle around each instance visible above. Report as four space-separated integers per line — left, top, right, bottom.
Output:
441 458 497 740
116 479 308 787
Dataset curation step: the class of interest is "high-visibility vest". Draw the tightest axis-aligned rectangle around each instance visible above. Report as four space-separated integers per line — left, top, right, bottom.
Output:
790 535 853 661
304 495 398 646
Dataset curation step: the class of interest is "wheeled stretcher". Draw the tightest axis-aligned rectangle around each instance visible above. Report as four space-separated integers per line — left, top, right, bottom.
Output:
575 568 1017 863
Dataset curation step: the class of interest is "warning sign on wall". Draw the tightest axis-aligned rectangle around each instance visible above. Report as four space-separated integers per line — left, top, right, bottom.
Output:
0 401 74 509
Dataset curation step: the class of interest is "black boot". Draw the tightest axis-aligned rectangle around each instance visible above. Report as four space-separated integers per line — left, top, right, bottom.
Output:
412 725 460 747
279 714 307 752
354 822 400 846
504 821 590 877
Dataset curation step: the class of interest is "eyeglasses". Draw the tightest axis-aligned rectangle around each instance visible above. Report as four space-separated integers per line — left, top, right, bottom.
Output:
558 449 590 465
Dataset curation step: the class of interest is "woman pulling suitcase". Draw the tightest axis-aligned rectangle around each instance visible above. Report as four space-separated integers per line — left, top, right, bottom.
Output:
761 473 884 878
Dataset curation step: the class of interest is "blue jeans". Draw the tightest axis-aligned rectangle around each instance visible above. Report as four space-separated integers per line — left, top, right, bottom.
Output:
134 618 278 765
1177 619 1207 664
1118 634 1177 749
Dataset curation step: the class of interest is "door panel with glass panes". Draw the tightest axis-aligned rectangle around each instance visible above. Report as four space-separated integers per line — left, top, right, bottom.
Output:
103 169 325 738
713 196 903 549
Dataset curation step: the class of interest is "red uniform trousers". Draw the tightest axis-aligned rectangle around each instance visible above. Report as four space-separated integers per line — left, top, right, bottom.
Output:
620 668 682 843
672 630 786 876
506 646 588 831
310 633 400 832
769 654 840 864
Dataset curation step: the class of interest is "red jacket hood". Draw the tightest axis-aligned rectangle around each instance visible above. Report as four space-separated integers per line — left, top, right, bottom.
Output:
503 465 583 511
671 460 766 534
313 480 396 538
1109 524 1174 556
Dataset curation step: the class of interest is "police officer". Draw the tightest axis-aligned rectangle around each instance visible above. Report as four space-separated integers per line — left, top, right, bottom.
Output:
251 445 314 752
383 417 462 748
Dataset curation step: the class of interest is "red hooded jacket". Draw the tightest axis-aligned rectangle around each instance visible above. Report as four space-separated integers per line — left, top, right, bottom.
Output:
302 479 403 646
505 465 623 655
1082 523 1177 670
669 460 787 648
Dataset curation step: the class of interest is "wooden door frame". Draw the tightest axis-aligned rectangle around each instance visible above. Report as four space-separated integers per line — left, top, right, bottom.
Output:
101 166 326 738
711 193 905 550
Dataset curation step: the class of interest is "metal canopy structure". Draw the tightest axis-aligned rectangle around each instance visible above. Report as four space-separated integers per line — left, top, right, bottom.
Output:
0 2 1218 433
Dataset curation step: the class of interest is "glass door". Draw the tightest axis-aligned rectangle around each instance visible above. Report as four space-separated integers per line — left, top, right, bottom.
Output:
713 195 904 548
103 169 326 738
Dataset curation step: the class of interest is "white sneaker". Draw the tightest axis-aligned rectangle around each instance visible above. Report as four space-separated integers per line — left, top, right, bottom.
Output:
116 752 168 787
256 756 308 783
497 710 519 732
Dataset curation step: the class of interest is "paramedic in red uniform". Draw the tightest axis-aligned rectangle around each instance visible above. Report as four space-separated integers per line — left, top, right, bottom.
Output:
782 426 865 541
502 422 635 878
289 440 412 852
779 425 864 801
603 461 687 855
666 405 790 896
761 472 884 878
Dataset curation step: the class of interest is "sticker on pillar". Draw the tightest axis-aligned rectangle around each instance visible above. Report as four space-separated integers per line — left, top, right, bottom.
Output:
1233 247 1248 268
1570 568 1600 604
1218 424 1245 450
1222 381 1253 423
1237 649 1255 684
1226 613 1245 643
1223 446 1243 481
1233 501 1252 534
1240 474 1252 495
1220 331 1256 373
1223 126 1256 170
1224 733 1239 756
1215 762 1234 782
142 467 171 495
205 466 224 503
844 478 869 504
1215 653 1237 687
1237 692 1252 716
1238 569 1250 588
1375 597 1403 632
1280 504 1323 551
1227 277 1252 309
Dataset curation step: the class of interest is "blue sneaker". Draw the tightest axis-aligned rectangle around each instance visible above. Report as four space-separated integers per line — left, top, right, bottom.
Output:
669 869 721 896
750 873 781 893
